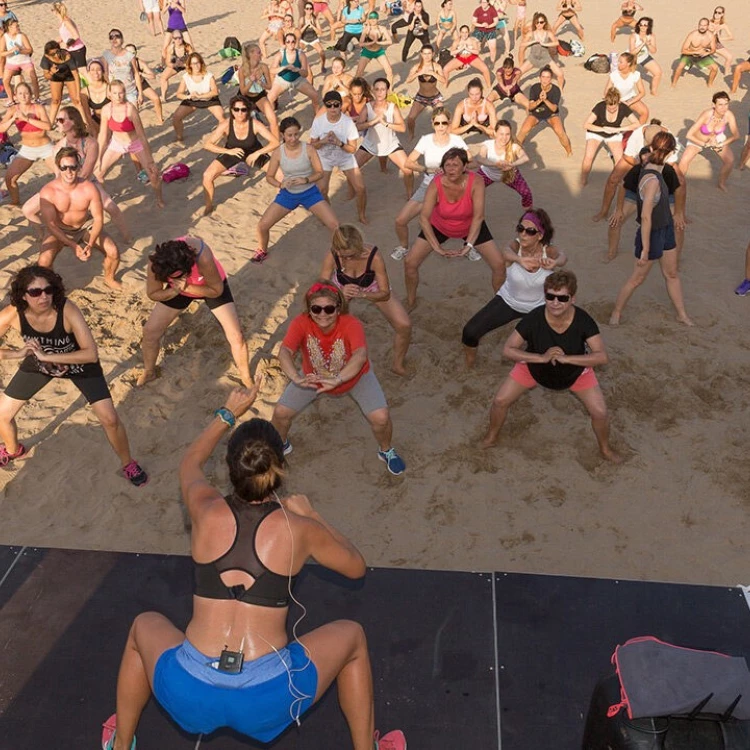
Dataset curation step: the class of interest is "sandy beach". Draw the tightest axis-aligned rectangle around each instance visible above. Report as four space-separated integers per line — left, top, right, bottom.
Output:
0 0 749 588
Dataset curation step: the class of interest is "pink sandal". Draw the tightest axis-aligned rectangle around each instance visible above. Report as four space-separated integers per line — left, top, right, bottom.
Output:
0 443 26 467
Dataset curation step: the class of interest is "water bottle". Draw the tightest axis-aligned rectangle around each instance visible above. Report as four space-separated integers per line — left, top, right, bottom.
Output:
609 51 618 70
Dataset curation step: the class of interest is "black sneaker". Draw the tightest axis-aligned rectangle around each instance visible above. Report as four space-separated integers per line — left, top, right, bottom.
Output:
122 460 148 487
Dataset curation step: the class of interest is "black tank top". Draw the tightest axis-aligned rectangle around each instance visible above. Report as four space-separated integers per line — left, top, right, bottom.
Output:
19 301 103 378
334 246 378 288
636 168 672 229
226 117 258 157
193 499 297 608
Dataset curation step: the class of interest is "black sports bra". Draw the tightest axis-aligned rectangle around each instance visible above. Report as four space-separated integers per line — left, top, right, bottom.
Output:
193 499 296 608
334 245 378 288
418 73 437 83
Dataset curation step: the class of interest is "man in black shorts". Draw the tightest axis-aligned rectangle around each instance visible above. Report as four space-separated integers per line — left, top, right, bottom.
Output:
0 264 147 484
481 270 620 462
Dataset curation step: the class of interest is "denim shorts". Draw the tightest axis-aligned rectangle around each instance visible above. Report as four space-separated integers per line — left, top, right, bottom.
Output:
634 223 676 261
153 640 318 743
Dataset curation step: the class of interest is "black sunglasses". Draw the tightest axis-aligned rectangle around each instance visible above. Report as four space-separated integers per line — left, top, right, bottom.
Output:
433 119 449 125
232 106 248 112
59 164 79 172
109 33 122 39
545 292 570 303
26 285 55 297
325 101 341 108
516 224 539 236
310 304 338 315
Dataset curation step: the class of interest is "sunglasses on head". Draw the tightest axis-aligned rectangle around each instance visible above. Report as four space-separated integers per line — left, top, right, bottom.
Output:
545 292 570 303
516 224 539 236
325 101 341 108
310 304 338 315
232 106 248 112
59 164 78 172
26 285 54 297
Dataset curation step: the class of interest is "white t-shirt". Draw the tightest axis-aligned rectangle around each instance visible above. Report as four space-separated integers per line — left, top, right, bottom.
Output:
412 133 468 198
625 125 681 163
310 112 359 170
609 69 641 102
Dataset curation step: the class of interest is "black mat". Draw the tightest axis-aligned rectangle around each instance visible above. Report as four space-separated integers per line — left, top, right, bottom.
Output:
0 547 496 749
494 573 750 750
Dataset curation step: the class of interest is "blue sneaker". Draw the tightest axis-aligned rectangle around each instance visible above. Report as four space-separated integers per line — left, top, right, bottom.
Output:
282 439 293 456
378 448 405 475
735 279 750 296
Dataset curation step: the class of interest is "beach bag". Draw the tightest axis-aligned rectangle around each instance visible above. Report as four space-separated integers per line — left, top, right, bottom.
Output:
220 65 238 85
139 11 147 22
438 48 453 68
387 0 403 16
570 40 585 57
386 91 412 108
584 53 610 74
608 636 750 720
219 37 242 59
557 39 573 56
0 142 17 166
162 163 190 183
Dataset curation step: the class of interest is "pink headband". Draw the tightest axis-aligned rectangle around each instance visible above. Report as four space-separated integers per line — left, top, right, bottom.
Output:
521 212 544 233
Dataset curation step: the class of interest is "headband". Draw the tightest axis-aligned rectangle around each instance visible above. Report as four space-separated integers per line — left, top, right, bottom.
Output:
307 282 339 296
522 212 544 233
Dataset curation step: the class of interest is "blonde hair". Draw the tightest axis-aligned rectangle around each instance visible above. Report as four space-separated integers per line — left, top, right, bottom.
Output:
52 2 69 18
331 225 365 257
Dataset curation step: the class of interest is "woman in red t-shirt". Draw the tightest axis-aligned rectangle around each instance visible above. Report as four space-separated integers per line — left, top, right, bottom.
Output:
404 147 504 310
271 281 406 475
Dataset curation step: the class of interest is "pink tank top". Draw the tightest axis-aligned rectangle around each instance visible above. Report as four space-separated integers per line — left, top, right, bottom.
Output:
177 236 227 298
431 172 476 238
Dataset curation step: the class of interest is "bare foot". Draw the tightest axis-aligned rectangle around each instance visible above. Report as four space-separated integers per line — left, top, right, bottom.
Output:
592 212 607 223
480 434 497 449
156 199 165 209
358 214 369 225
104 277 123 291
677 315 695 327
204 204 214 216
580 176 588 188
601 448 623 464
391 363 408 377
717 183 728 192
405 297 418 313
136 369 159 387
608 312 621 326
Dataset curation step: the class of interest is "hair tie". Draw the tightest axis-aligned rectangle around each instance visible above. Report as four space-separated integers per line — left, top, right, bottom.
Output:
522 212 544 233
307 282 339 296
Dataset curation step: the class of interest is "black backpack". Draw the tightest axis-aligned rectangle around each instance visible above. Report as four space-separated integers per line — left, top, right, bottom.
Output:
222 37 241 54
584 53 611 74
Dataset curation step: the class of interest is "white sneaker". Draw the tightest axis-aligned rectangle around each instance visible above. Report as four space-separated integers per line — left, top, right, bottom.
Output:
391 245 409 261
467 247 481 262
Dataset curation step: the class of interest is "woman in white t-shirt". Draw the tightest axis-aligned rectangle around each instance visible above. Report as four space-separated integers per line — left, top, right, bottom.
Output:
392 107 468 259
172 53 224 142
605 52 648 124
355 78 413 200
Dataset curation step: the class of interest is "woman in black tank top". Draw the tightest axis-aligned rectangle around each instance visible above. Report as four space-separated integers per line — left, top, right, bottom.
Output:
201 94 279 215
0 265 147 485
105 394 405 749
319 224 413 375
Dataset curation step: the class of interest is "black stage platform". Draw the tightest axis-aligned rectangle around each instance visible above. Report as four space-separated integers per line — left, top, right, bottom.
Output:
1 546 749 749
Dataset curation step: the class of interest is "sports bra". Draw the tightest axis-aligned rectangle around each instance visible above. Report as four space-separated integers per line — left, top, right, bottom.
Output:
108 105 136 132
15 107 43 133
193 499 296 608
86 87 109 119
176 236 228 297
334 245 378 288
417 70 437 83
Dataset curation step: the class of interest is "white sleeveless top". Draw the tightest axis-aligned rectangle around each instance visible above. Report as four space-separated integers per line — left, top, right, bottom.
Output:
497 249 553 312
479 139 519 182
279 143 313 194
6 33 32 65
361 102 402 156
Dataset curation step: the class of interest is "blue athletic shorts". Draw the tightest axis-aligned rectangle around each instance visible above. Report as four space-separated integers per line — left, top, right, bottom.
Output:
634 223 676 261
274 185 325 211
153 640 318 743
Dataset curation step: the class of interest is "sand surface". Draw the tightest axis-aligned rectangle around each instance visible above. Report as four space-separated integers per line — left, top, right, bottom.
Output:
1 0 749 587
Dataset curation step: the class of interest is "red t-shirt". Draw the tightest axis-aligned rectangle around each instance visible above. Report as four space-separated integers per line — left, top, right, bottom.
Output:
282 313 369 395
473 5 498 27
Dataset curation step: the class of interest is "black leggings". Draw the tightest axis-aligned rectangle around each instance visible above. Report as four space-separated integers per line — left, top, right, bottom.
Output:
391 18 409 35
402 31 430 62
334 30 360 51
462 296 525 348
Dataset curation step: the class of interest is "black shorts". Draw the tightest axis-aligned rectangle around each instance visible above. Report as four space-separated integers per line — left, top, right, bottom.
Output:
418 220 493 245
161 279 235 310
4 366 110 404
69 46 87 69
216 144 269 170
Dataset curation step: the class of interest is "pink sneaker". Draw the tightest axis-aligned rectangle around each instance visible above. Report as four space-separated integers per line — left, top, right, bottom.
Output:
101 714 136 750
374 729 406 750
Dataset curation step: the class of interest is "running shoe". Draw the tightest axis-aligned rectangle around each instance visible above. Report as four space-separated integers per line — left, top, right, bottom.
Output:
391 245 409 260
734 279 750 296
374 729 406 750
122 460 149 487
282 439 293 456
0 443 26 467
467 247 481 262
251 249 269 264
102 714 136 750
377 448 406 476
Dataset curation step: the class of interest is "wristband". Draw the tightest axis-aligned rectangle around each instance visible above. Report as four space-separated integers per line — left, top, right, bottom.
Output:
214 407 236 428
464 241 475 251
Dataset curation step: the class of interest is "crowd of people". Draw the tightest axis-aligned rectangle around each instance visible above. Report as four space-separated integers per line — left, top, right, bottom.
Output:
1 0 749 748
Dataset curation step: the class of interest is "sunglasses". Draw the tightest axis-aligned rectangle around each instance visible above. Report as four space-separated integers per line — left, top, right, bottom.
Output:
432 119 449 125
59 164 78 172
310 304 338 315
232 106 248 112
545 292 570 303
516 224 539 236
325 101 341 108
26 286 55 297
109 33 122 39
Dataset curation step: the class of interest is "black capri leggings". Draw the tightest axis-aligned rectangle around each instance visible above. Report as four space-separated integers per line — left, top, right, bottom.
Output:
334 30 360 51
462 295 525 348
402 31 430 62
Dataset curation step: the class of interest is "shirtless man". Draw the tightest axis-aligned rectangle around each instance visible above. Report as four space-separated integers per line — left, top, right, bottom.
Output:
39 147 121 290
671 18 719 88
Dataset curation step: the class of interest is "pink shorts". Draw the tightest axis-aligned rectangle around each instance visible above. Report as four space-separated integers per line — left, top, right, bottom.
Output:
510 362 598 392
107 137 144 155
5 62 35 72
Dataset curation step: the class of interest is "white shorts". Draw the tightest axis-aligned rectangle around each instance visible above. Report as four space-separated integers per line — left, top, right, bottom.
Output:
143 0 160 12
17 142 55 161
320 150 358 172
273 75 301 92
411 173 435 203
585 131 623 144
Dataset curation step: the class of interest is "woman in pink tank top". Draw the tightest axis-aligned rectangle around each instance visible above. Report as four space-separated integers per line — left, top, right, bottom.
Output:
137 236 252 388
403 147 505 310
